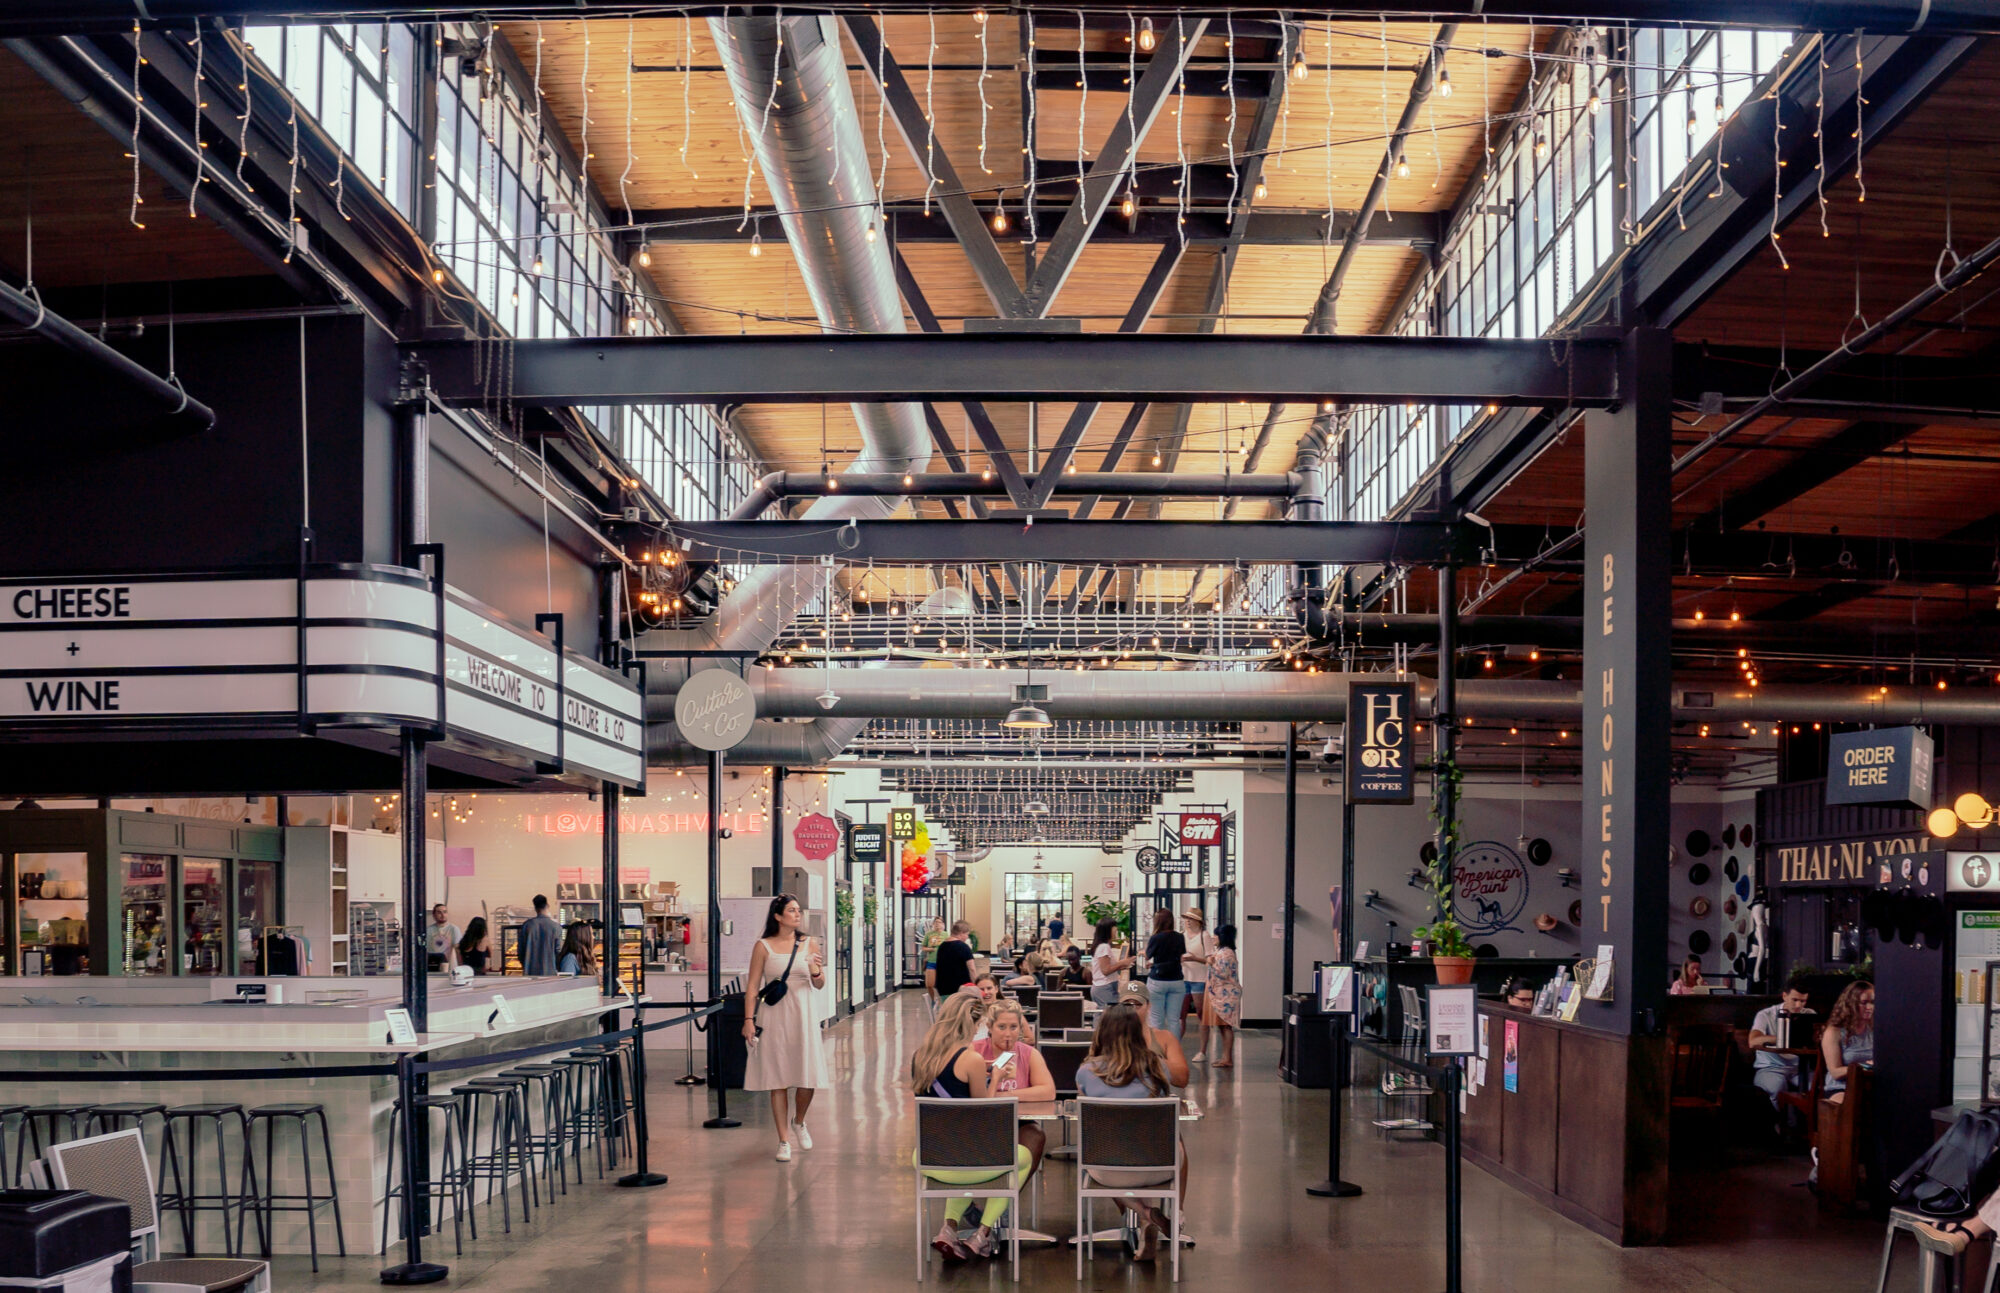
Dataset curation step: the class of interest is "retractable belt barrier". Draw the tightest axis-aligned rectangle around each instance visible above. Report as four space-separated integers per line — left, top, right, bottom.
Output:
1348 1038 1466 1293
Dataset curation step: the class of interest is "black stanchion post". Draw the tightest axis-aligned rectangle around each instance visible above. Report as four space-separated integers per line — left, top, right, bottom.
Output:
677 983 706 1085
702 748 740 1129
1442 1059 1463 1293
1306 1016 1362 1198
618 995 669 1187
382 727 447 1285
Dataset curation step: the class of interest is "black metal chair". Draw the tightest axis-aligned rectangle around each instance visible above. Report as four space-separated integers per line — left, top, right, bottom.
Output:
381 1093 474 1258
158 1103 262 1257
1038 994 1086 1033
245 1102 346 1272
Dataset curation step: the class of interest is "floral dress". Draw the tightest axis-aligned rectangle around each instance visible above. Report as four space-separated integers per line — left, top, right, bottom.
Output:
1202 947 1241 1025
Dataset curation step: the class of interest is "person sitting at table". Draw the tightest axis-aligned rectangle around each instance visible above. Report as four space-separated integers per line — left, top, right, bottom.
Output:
1078 1005 1190 1262
973 999 1057 1191
1820 979 1874 1105
1908 1187 2000 1257
1001 954 1039 990
1503 978 1537 1011
957 970 999 1003
909 995 1027 1262
1115 983 1191 1087
1061 947 1092 989
1669 955 1707 995
1747 972 1815 1110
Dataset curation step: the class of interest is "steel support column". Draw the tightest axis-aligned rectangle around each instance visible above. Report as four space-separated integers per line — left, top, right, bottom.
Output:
1282 723 1298 1001
702 748 741 1128
1581 329 1674 1035
1435 568 1458 890
381 728 447 1285
602 782 621 999
770 766 787 895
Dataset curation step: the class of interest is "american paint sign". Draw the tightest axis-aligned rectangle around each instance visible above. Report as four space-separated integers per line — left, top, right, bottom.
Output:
1824 726 1934 810
1346 680 1415 803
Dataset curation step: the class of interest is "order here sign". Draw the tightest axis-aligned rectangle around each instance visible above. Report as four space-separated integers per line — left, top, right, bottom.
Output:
1825 726 1934 810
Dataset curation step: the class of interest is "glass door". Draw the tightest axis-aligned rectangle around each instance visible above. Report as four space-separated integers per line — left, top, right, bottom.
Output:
120 854 171 976
235 860 279 974
1004 873 1073 950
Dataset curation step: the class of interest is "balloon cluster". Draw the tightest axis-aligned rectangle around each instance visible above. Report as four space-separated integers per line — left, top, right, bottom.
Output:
900 841 930 894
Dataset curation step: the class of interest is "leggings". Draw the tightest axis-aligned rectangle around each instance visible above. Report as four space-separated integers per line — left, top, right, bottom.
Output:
916 1144 1033 1225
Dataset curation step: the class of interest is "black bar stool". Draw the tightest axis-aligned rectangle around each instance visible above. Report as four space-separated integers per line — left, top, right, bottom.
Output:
0 1104 27 1188
454 1078 537 1234
557 1053 618 1179
548 1057 600 1181
85 1102 185 1224
13 1103 90 1186
380 1093 473 1258
577 1041 636 1165
499 1064 572 1197
159 1103 260 1257
245 1102 346 1273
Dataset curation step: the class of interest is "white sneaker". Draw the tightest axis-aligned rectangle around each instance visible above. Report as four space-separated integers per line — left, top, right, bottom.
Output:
776 1141 792 1162
794 1122 813 1150
1188 1051 1207 1063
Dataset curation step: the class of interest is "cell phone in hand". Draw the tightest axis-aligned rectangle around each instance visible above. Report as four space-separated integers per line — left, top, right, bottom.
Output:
989 1051 1015 1071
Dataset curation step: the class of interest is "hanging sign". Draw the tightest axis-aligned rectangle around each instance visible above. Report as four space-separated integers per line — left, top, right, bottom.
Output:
1824 726 1934 809
1156 853 1194 874
1451 841 1531 934
890 807 918 840
1179 812 1225 847
793 812 840 861
672 669 757 752
1347 680 1415 803
848 823 888 866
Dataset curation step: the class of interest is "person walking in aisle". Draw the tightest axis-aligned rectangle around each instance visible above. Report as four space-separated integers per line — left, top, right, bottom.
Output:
519 894 562 976
1090 919 1135 1008
1143 908 1190 1040
928 920 978 1000
1179 908 1215 1061
1202 924 1242 1067
743 893 830 1161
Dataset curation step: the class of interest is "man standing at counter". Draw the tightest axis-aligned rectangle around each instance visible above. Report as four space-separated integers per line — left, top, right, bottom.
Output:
521 894 562 976
427 904 461 972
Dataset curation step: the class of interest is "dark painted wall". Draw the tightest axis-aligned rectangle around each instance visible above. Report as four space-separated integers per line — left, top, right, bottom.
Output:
427 415 604 657
0 314 388 570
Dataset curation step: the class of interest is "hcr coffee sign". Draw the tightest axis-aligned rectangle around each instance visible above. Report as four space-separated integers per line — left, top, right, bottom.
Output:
672 669 756 752
1346 680 1415 803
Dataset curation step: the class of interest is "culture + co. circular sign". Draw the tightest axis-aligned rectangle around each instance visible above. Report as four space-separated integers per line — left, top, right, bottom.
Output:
673 669 757 751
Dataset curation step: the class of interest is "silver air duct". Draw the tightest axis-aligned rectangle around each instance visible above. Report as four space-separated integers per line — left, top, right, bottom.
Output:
650 14 930 764
651 667 2000 728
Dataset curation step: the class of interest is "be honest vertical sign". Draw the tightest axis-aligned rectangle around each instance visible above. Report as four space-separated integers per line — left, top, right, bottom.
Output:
1582 330 1674 1032
1347 680 1415 804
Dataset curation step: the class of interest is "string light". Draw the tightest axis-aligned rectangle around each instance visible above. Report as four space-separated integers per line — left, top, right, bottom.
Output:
188 29 205 219
991 197 1009 233
1138 17 1157 52
128 21 145 229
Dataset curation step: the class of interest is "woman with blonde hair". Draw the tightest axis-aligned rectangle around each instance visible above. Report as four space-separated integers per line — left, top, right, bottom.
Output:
1078 1004 1188 1261
972 998 1057 1189
908 995 1030 1261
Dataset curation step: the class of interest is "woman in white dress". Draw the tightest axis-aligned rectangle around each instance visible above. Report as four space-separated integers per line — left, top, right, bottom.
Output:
743 893 830 1161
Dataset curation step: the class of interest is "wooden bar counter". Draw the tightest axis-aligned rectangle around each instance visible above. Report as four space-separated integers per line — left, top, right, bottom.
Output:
1463 996 1770 1245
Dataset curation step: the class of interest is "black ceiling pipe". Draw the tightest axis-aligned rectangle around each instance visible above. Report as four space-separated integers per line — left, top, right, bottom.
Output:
0 279 216 432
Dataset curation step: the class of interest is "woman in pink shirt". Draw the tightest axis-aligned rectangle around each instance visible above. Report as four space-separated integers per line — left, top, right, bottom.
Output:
972 999 1056 1190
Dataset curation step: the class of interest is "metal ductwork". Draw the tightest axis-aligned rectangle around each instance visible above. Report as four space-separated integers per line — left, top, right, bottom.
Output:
651 666 2000 729
650 14 931 765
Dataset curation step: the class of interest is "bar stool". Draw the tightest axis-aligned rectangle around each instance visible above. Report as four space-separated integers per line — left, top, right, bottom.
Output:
454 1079 537 1234
560 1052 621 1179
245 1102 346 1273
159 1103 260 1257
85 1102 185 1225
499 1064 572 1196
13 1103 90 1186
548 1057 602 1181
1873 1207 1994 1293
381 1093 473 1258
578 1041 636 1164
0 1105 26 1188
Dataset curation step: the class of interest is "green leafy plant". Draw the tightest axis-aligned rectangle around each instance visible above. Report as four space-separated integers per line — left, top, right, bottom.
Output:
1416 752 1475 959
1082 897 1132 939
862 893 879 927
1847 954 1874 981
835 889 856 928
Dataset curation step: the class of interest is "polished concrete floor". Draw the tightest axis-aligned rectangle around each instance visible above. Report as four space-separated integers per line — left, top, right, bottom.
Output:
274 991 1900 1290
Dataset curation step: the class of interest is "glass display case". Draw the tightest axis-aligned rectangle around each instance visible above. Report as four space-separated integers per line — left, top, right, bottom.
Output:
181 857 227 975
15 852 91 976
120 853 171 976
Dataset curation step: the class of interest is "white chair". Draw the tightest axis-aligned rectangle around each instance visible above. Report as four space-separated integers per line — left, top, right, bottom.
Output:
1075 1096 1183 1282
1398 984 1426 1050
46 1128 271 1293
912 1097 1022 1282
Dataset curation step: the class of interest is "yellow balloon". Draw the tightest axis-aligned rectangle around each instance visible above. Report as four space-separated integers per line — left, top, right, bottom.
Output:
912 823 931 854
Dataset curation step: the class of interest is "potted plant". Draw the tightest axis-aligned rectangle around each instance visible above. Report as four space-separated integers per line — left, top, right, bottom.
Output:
1419 753 1477 984
1082 897 1133 945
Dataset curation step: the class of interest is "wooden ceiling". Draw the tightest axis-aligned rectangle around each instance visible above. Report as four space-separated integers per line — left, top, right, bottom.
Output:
502 16 1534 506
